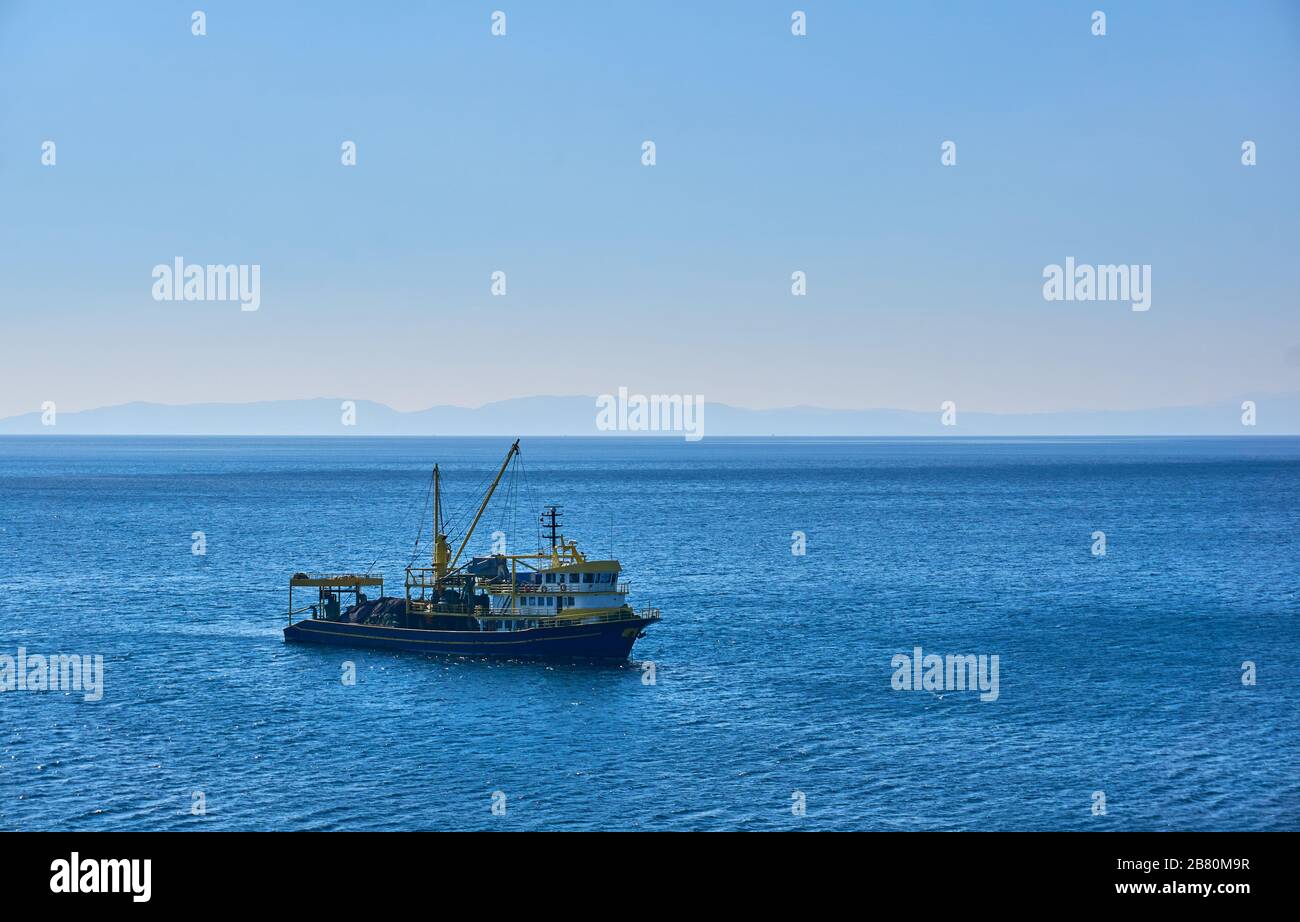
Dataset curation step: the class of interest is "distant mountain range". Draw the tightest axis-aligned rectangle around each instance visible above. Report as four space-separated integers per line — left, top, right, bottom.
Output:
1 394 1297 436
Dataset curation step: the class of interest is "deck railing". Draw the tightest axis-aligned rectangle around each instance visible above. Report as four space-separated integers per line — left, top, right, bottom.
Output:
520 607 660 629
296 600 661 629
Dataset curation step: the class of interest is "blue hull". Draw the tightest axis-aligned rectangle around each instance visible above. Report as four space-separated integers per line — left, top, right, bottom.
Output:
283 616 653 660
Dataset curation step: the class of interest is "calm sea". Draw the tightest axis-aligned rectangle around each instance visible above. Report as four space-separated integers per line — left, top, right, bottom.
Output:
1 436 1297 830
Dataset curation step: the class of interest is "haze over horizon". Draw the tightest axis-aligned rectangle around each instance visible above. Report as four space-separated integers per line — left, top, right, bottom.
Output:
2 2 1298 420
3 391 1298 436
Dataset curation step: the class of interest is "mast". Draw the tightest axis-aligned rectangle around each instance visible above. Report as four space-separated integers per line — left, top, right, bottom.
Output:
433 464 450 581
541 505 562 552
449 439 520 571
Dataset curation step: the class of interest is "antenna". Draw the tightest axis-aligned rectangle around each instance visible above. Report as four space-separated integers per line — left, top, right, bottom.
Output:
540 505 562 551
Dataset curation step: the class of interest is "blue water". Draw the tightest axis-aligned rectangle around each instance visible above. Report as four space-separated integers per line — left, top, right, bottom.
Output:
1 436 1297 831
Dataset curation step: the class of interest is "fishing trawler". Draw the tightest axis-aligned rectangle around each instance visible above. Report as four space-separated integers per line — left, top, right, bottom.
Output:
283 440 660 659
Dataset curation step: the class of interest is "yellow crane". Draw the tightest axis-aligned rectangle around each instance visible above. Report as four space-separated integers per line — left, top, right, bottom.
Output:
433 438 519 583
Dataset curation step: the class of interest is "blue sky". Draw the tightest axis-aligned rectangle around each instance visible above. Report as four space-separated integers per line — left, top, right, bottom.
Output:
1 0 1297 417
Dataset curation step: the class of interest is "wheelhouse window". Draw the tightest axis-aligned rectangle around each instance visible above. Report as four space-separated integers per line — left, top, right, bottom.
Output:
583 572 595 583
